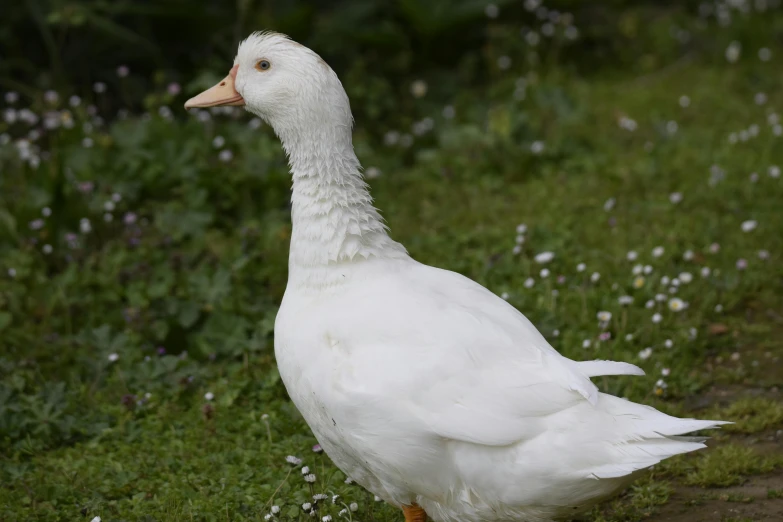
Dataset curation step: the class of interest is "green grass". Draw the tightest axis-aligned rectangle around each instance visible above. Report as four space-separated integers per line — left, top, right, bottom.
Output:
2 8 783 522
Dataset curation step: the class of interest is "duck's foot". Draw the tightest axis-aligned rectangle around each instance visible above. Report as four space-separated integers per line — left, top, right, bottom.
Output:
402 503 427 522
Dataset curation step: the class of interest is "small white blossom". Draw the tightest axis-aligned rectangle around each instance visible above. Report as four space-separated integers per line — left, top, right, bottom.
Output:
271 506 281 514
597 311 612 322
661 276 670 286
302 503 312 511
218 149 233 162
755 92 768 105
758 249 770 260
304 474 316 483
286 455 302 465
679 272 693 283
500 292 509 300
741 220 757 232
350 503 358 512
652 246 664 258
661 368 671 376
530 141 545 154
639 347 653 360
700 266 711 278
769 166 781 178
626 250 638 261
603 197 616 212
669 192 682 204
643 265 653 275
264 514 272 521
655 293 667 302
212 135 225 148
725 41 741 63
523 277 535 288
534 251 554 263
651 313 662 324
590 272 600 283
632 264 643 275
204 392 214 401
679 95 691 108
108 353 119 362
576 262 586 272
683 250 693 261
91 518 101 522
582 339 591 349
618 295 634 306
664 339 674 348
539 268 550 278
645 299 655 309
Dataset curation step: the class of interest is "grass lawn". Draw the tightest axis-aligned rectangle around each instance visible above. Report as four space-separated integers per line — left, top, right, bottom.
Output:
2 12 783 522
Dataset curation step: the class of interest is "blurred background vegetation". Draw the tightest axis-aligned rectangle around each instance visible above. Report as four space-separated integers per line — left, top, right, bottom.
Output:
2 1 783 520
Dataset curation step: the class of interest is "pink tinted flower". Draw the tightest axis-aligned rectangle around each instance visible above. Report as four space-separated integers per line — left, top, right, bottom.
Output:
598 332 611 342
312 444 323 453
736 258 748 270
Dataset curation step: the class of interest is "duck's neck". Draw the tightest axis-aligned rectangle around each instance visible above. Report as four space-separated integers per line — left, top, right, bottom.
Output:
279 124 408 284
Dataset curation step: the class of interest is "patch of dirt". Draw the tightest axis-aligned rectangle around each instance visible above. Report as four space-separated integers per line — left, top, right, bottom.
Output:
645 473 783 522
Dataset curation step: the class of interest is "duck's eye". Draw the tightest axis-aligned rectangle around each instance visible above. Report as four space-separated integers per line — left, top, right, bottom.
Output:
256 60 271 71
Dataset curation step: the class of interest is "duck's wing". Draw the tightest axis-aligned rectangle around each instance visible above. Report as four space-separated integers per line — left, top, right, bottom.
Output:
327 263 644 447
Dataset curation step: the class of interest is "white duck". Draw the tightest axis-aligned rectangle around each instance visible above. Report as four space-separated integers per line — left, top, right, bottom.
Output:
186 32 725 522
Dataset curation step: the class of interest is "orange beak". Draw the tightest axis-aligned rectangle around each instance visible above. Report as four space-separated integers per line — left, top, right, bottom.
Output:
184 65 245 109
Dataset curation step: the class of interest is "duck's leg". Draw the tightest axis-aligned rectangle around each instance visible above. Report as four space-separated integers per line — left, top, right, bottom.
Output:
402 504 427 522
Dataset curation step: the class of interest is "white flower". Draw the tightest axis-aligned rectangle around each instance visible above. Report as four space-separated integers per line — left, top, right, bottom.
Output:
689 327 698 340
715 304 723 313
671 278 680 287
264 515 272 521
42 244 52 254
725 41 741 63
512 245 522 255
655 293 667 302
666 121 678 134
755 92 768 105
652 246 664 258
204 392 214 401
651 313 662 323
410 80 428 98
769 166 781 178
618 295 634 306
759 47 772 61
442 105 455 119
683 250 693 261
285 455 302 465
669 192 683 204
597 311 612 322
339 509 348 517
632 264 643 275
350 503 359 512
374 495 382 502
582 339 591 349
626 250 638 261
660 276 670 286
500 292 509 300
79 218 92 234
540 268 550 278
516 223 527 234
590 272 600 283
304 474 316 483
212 135 225 148
679 95 691 108
625 333 633 341
523 277 535 288
758 249 770 260
576 262 586 272
664 339 674 348
639 347 653 360
108 353 119 362
700 266 711 277
741 220 757 232
91 518 101 522
661 368 671 376
271 505 281 514
218 149 233 162
104 200 115 212
530 141 545 154
302 503 312 511
515 235 525 245
655 379 667 389
365 167 382 179
645 299 655 309
534 253 555 267
679 272 693 283
603 197 616 212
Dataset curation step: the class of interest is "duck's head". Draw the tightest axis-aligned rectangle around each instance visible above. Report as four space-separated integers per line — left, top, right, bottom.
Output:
185 32 352 140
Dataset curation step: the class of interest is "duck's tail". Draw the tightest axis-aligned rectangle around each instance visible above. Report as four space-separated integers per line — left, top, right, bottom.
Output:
582 393 730 480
